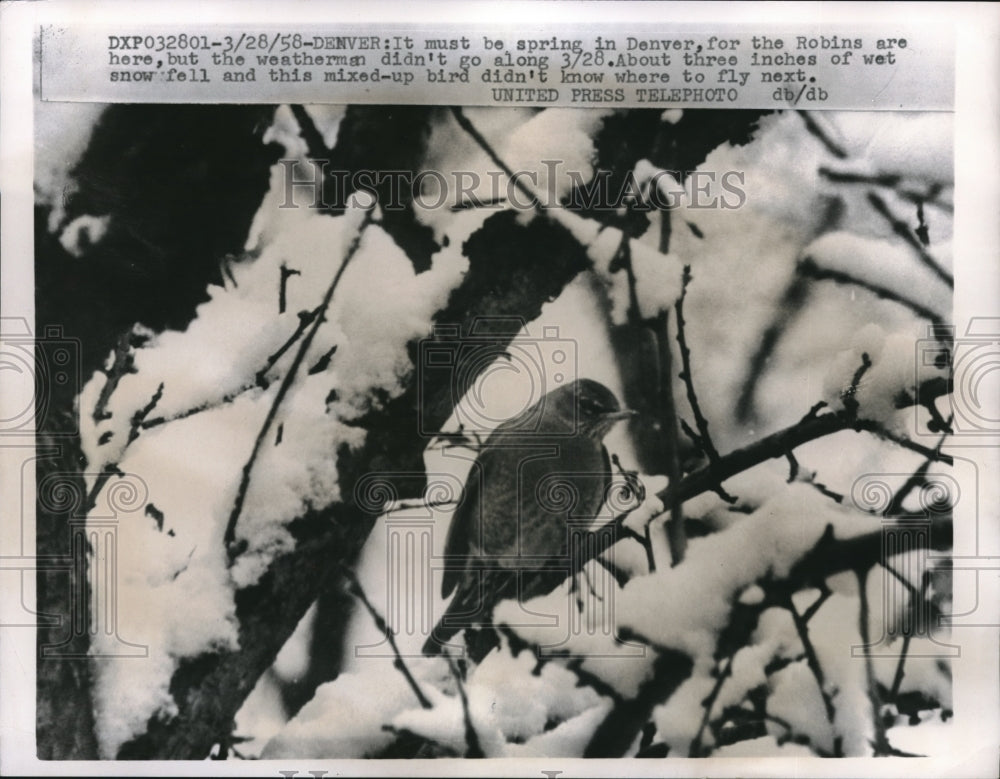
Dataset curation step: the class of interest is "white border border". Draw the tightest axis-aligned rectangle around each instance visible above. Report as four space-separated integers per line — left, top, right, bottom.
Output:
2 2 997 776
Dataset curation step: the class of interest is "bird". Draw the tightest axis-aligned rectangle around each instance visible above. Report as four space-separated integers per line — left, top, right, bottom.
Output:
422 378 635 659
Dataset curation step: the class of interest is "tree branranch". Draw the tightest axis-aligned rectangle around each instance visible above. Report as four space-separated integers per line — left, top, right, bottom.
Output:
34 103 956 762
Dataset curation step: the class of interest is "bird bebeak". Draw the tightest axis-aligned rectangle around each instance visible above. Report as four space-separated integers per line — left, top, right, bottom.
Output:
601 409 638 422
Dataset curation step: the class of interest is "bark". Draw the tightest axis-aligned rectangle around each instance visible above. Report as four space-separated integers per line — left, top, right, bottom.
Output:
116 208 592 758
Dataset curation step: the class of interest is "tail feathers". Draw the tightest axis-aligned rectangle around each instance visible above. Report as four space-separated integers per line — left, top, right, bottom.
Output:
422 625 501 664
422 569 515 658
420 622 462 657
421 579 489 656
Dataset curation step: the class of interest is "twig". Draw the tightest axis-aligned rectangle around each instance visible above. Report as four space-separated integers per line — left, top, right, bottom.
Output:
83 380 163 523
915 201 930 247
612 232 642 324
308 345 338 375
801 583 832 624
797 111 848 159
600 402 951 541
382 497 460 513
654 309 685 566
564 657 626 705
675 267 717 461
82 468 121 521
798 256 945 326
785 449 845 505
886 564 934 703
726 710 836 757
642 523 658 573
856 419 952 464
762 712 795 733
806 478 846 505
923 395 954 435
290 104 332 158
866 191 953 289
887 433 950 515
255 308 319 388
889 633 910 701
577 564 605 607
450 108 542 216
840 352 872 419
603 454 655 569
446 655 484 757
224 211 371 558
450 195 508 211
278 263 301 314
820 167 900 187
736 218 840 423
818 168 952 212
801 400 828 421
592 555 631 588
784 449 799 482
881 560 921 600
855 566 893 755
219 252 240 289
92 330 142 422
674 266 736 503
689 655 734 757
127 383 164 444
786 592 837 723
888 635 913 704
140 381 258 431
608 139 680 570
342 568 433 710
617 523 649 548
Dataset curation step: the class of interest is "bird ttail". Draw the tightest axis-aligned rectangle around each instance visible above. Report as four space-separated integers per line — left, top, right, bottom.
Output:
421 568 516 658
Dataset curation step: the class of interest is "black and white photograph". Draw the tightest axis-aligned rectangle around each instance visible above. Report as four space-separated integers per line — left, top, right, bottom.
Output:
1 2 998 776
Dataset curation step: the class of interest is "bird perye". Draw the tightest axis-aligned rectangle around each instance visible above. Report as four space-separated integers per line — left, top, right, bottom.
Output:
422 378 635 658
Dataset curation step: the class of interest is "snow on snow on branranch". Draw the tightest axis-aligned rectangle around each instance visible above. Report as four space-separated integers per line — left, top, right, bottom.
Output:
65 106 954 760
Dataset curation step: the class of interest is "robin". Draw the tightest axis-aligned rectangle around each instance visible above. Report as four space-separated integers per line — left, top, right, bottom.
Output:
422 378 635 658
